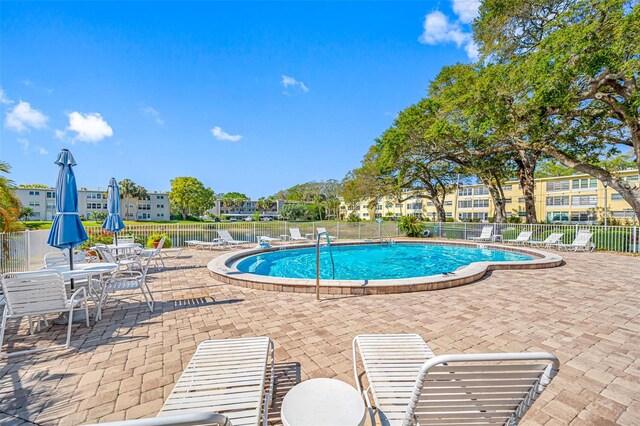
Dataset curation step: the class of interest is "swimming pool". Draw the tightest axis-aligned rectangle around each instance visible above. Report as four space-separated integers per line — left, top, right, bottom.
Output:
236 243 534 280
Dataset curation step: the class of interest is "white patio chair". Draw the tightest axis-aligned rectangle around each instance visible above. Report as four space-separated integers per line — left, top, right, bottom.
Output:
353 334 559 426
1 271 89 357
44 250 86 268
95 244 141 271
288 227 309 241
316 227 337 240
102 250 155 313
139 237 166 271
504 230 533 244
114 236 135 245
86 337 274 426
470 226 494 242
524 232 564 249
217 230 250 247
557 230 595 252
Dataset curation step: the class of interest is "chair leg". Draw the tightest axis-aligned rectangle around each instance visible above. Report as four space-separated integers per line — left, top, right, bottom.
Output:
84 298 90 327
0 308 7 357
66 308 74 348
139 282 155 312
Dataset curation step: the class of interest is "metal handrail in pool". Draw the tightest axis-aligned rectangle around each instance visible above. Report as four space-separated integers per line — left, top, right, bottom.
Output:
315 232 335 301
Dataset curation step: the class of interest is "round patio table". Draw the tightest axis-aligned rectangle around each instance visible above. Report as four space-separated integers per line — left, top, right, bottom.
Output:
281 378 366 426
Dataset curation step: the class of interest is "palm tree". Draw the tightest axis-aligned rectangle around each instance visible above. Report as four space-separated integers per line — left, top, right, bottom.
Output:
133 185 149 220
119 178 136 219
19 207 34 222
0 161 22 232
256 197 276 215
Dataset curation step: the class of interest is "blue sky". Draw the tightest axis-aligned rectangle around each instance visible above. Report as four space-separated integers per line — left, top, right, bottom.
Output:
1 1 478 198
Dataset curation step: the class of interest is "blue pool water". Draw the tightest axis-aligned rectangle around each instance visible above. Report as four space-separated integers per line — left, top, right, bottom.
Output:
236 243 533 280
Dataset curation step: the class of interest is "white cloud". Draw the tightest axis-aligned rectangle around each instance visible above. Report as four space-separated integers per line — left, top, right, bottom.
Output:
418 10 479 60
211 126 242 142
62 111 113 143
141 106 164 125
452 0 480 24
281 75 309 93
5 101 48 132
0 88 13 105
36 146 49 155
17 138 30 153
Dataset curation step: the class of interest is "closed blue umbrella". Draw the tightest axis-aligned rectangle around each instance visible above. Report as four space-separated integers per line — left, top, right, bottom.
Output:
102 177 125 244
47 149 88 288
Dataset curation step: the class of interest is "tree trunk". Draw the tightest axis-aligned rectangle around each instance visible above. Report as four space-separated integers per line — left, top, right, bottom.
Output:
434 201 447 222
482 180 506 223
514 151 539 223
181 208 187 220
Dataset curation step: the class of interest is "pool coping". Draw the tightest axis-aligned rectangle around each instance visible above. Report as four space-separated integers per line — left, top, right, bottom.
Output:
207 239 564 295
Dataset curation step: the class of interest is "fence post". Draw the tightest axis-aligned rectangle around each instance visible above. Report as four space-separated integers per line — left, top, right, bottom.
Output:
634 225 638 253
358 222 361 239
25 230 31 271
253 222 256 243
337 222 340 239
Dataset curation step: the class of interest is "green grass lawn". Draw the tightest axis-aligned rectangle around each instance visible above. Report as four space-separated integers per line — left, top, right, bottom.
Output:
23 219 214 230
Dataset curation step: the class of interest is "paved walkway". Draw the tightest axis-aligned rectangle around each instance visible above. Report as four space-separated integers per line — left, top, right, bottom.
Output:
0 249 639 425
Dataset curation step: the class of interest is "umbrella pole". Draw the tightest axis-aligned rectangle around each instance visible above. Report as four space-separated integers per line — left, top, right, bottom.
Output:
69 247 75 290
114 232 118 245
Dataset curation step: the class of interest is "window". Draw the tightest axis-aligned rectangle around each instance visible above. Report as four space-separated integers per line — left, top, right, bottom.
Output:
458 200 472 209
611 193 623 200
572 178 597 190
138 203 151 210
395 203 403 208
546 196 569 206
504 198 512 204
570 212 593 222
473 199 490 208
571 195 597 206
546 211 569 222
444 201 453 206
375 213 382 218
138 213 151 220
29 190 40 196
87 193 102 199
612 210 635 218
546 180 570 192
458 188 472 197
408 203 422 210
518 211 526 217
445 212 453 218
624 175 639 181
502 185 512 191
458 212 472 220
46 191 55 198
473 212 488 221
28 201 40 207
473 187 489 196
157 213 165 218
426 202 434 206
376 204 382 211
157 204 165 209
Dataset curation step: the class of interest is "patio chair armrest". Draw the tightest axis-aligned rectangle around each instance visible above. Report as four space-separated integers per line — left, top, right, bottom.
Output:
68 287 87 307
84 413 231 426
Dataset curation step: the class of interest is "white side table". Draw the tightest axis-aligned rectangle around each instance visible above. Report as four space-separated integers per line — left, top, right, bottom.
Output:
281 378 365 426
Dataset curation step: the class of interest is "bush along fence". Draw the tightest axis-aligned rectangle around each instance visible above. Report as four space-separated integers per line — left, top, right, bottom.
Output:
1 221 638 273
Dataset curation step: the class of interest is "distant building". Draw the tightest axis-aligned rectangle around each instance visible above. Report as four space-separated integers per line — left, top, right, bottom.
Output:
340 169 640 224
16 186 171 221
208 199 285 219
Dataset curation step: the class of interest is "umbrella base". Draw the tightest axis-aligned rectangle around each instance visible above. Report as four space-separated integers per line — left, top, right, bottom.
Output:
52 311 91 325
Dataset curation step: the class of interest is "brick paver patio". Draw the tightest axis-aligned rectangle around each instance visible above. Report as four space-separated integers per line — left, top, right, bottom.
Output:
0 249 639 425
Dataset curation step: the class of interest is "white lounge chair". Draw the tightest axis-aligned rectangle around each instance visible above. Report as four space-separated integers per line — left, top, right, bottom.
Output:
1 271 89 357
353 334 559 426
316 227 337 240
288 227 309 241
95 244 142 271
139 237 166 271
504 230 533 244
524 232 564 249
217 230 250 247
557 230 595 252
470 226 494 242
88 337 275 426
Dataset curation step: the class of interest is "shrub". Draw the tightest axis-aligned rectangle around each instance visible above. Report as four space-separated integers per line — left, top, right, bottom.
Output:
347 213 361 222
146 233 173 248
398 216 425 237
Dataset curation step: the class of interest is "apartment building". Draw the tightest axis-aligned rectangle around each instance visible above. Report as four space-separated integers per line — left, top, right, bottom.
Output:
16 187 171 221
208 199 285 219
340 169 640 224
